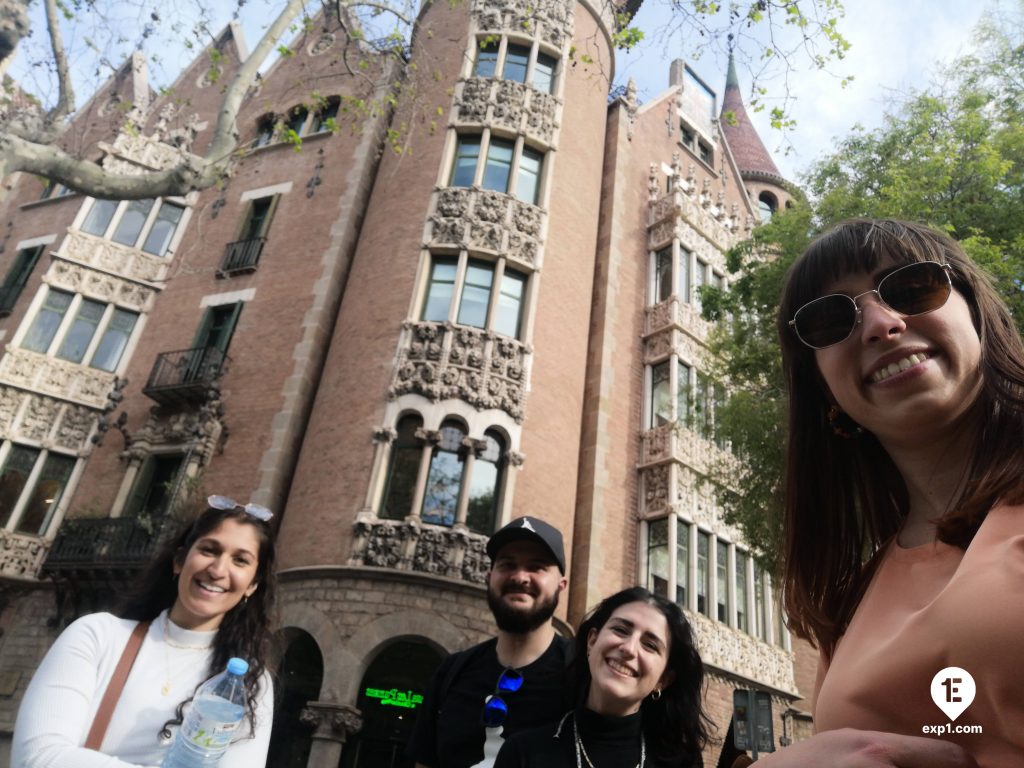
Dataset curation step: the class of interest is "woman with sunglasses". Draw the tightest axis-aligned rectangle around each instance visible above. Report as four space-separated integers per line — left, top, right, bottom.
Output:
761 218 1023 767
494 586 711 768
13 496 277 768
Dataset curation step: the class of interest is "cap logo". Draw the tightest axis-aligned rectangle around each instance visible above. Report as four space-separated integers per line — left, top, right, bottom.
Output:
520 518 536 532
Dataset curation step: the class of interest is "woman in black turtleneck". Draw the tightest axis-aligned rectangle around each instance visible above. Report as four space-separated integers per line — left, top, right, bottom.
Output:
495 587 711 768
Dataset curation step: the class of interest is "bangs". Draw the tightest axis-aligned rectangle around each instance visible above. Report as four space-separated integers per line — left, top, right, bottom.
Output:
781 219 956 324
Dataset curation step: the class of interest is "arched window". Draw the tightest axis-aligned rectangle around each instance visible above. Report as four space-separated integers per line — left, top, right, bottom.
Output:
466 431 504 534
267 630 323 768
421 421 467 527
382 415 423 520
757 191 778 223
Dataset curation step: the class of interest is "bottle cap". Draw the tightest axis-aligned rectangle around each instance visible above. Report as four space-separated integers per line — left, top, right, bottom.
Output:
227 657 249 676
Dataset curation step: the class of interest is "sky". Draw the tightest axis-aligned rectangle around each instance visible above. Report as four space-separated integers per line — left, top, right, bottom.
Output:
615 0 991 181
9 0 995 183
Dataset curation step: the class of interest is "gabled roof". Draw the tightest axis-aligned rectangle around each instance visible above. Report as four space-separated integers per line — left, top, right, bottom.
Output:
720 53 783 182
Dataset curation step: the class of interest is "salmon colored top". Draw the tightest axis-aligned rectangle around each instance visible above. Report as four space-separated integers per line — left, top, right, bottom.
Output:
813 504 1024 767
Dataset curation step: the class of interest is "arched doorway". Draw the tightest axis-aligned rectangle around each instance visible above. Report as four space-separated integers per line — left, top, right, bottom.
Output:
341 638 444 768
268 629 324 768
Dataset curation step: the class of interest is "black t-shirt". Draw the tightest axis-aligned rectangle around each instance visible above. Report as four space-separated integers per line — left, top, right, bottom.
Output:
408 635 571 768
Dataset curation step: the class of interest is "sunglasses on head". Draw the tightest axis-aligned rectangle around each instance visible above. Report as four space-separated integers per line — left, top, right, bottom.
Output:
788 260 953 350
208 494 274 522
480 667 523 728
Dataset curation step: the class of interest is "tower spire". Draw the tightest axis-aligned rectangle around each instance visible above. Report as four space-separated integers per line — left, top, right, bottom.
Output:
719 50 783 181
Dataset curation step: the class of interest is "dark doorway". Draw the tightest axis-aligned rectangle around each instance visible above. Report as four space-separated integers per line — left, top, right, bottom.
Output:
268 630 324 768
341 639 444 768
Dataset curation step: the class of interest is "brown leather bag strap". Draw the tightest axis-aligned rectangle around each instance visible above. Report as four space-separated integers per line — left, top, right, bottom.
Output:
85 620 151 751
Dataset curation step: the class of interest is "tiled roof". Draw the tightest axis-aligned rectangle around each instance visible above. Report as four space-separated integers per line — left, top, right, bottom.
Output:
720 54 782 180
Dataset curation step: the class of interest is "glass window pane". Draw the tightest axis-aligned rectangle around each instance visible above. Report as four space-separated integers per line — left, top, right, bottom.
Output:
697 530 710 616
647 518 668 599
81 199 118 237
533 52 556 93
382 416 423 520
111 199 155 247
503 45 529 82
56 299 105 364
692 259 708 308
90 308 138 372
312 98 340 133
474 41 499 77
423 260 457 322
493 270 525 338
677 363 691 428
655 248 672 303
287 108 308 135
649 361 671 428
16 453 75 535
754 564 767 640
142 202 185 256
421 424 466 527
22 290 73 354
515 147 542 204
678 249 691 300
466 434 503 534
717 540 729 622
0 446 39 527
482 139 513 192
676 519 689 606
451 137 481 187
736 550 749 632
457 262 493 328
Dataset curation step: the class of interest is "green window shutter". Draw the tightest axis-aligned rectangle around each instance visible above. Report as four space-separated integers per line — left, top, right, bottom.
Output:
123 456 157 518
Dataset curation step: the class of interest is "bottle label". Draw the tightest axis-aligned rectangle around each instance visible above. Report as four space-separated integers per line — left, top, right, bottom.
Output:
180 708 241 751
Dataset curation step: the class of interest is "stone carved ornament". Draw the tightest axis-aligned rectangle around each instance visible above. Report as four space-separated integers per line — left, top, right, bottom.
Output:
470 0 575 50
0 530 50 579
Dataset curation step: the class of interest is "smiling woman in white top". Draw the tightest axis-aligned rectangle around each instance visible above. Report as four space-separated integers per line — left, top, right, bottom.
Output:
12 497 277 768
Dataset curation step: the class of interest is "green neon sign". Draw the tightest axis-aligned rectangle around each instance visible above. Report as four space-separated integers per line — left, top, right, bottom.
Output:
365 687 425 709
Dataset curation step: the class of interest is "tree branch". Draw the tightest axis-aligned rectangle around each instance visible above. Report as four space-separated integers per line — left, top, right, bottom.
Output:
43 0 74 124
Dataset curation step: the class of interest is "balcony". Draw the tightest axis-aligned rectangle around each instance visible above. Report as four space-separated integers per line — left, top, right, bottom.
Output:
143 346 230 406
218 236 266 276
42 516 169 574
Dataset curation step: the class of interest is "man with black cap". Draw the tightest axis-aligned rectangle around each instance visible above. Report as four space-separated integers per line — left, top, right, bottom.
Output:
408 516 571 768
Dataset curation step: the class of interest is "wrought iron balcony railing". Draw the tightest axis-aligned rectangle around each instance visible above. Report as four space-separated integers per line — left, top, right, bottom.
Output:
43 516 170 573
143 346 229 406
218 236 266 276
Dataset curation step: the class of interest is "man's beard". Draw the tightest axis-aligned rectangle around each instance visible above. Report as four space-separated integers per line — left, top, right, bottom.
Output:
487 584 559 634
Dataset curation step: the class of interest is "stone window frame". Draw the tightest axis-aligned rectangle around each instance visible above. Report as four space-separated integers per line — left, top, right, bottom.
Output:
375 410 511 535
252 96 343 147
469 34 561 96
14 286 142 375
419 251 530 341
678 117 715 172
0 243 47 317
641 513 788 648
77 196 188 258
649 241 707 307
447 131 547 206
758 191 778 223
0 441 80 538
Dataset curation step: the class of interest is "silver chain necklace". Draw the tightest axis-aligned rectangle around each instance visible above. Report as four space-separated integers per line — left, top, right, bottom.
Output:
572 714 645 768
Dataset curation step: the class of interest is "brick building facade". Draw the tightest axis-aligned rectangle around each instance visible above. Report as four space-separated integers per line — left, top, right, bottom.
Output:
0 0 815 765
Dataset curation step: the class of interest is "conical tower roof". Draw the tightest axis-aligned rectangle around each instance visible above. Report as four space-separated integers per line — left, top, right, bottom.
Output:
720 53 783 181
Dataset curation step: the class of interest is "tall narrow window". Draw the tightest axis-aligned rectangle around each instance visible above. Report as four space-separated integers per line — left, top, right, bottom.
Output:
0 446 37 527
754 562 767 640
649 361 671 428
56 298 105 363
466 431 504 534
515 147 543 204
502 45 530 82
142 202 185 256
676 362 691 428
124 454 184 519
647 517 669 599
81 199 118 237
421 422 466 527
493 270 525 338
311 97 340 133
286 107 309 135
676 519 689 606
716 539 729 622
90 308 138 372
22 290 73 353
111 199 155 247
241 197 276 241
474 41 500 77
381 416 423 520
735 549 749 632
533 53 556 93
678 249 691 301
457 261 493 328
692 259 708 310
654 248 672 304
482 139 514 193
254 115 276 147
697 530 710 616
16 453 74 535
451 137 481 187
188 303 242 382
0 245 45 315
422 260 458 323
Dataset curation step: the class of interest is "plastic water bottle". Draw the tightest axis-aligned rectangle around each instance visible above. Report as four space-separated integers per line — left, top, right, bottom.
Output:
161 658 249 768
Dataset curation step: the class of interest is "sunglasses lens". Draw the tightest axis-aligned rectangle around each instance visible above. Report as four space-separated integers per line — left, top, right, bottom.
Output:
481 695 508 728
496 669 523 693
244 503 274 522
207 494 236 511
879 262 951 315
793 295 858 349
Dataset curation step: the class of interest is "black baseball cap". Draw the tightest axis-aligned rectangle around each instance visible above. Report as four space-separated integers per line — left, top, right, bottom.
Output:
486 516 566 574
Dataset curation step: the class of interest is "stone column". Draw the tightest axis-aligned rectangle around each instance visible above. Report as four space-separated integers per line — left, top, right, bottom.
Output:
299 702 362 768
